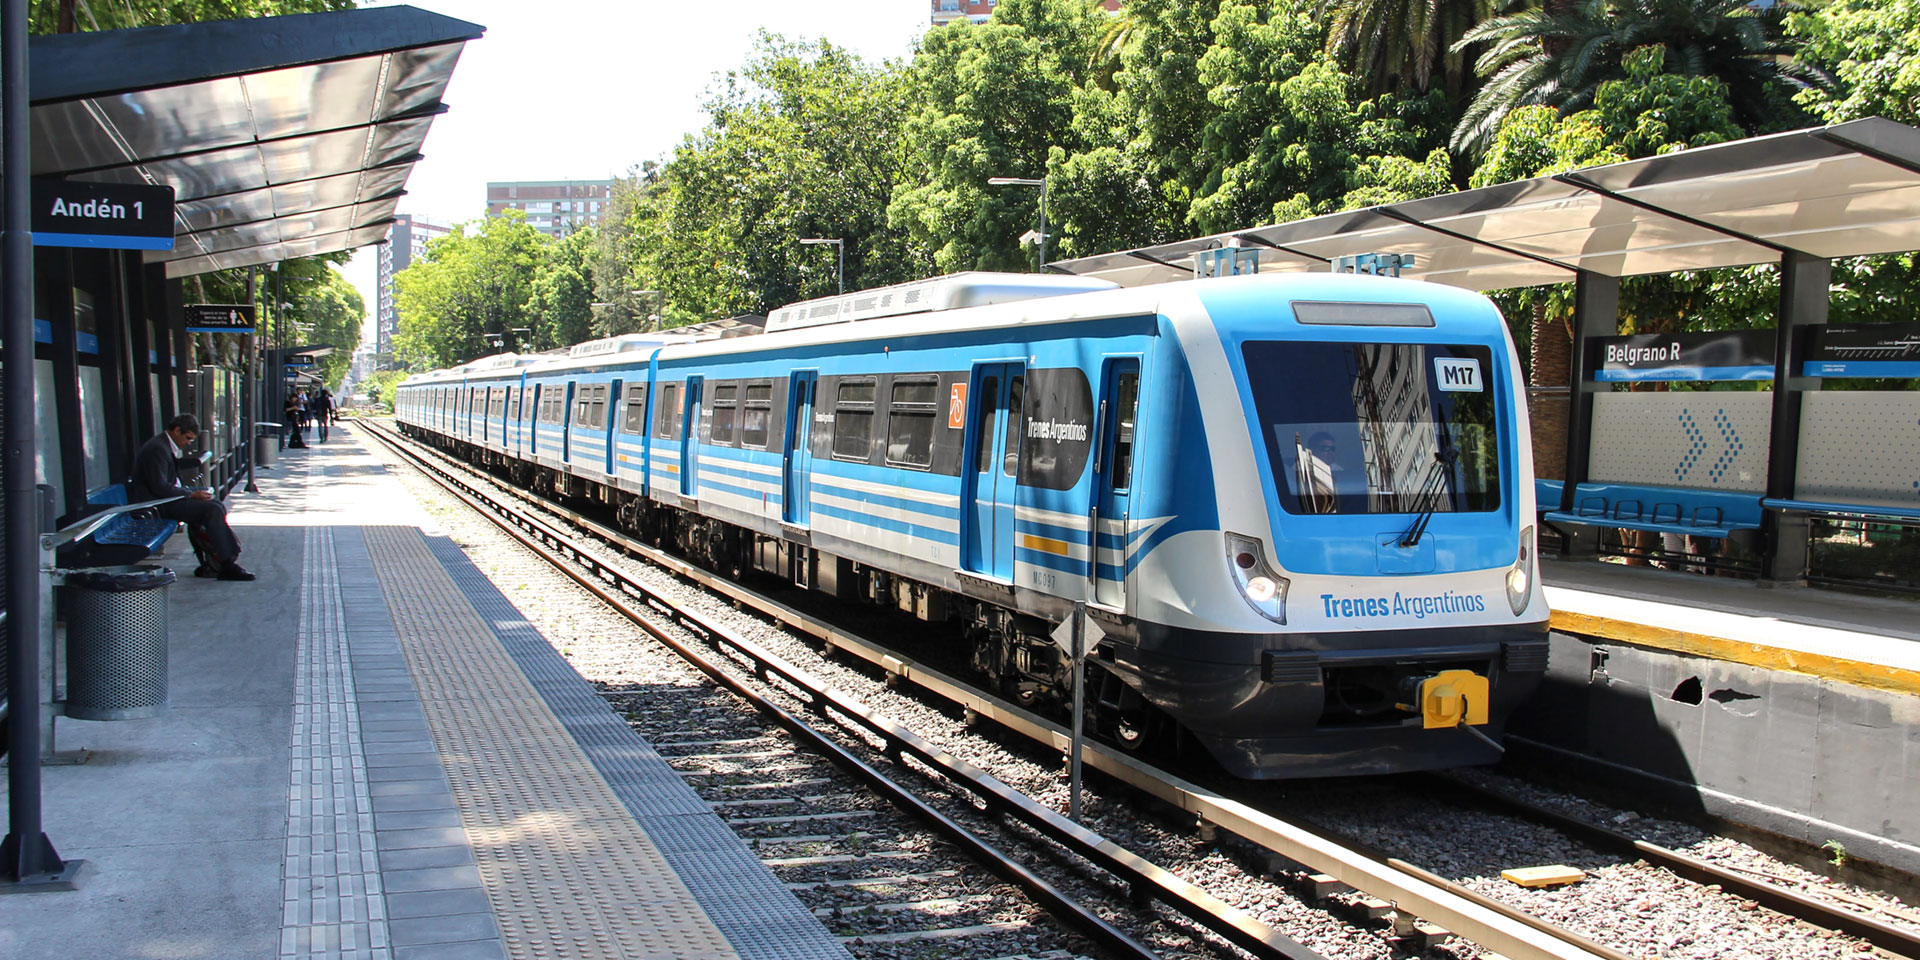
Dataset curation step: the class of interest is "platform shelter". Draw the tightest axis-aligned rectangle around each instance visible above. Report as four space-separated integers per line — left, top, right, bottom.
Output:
1051 117 1920 588
3 5 483 886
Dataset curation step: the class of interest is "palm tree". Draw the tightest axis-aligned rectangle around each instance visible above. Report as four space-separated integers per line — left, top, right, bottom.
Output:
1320 0 1499 98
1450 0 1819 154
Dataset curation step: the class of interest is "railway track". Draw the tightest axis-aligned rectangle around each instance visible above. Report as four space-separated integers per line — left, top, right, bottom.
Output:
361 419 1917 960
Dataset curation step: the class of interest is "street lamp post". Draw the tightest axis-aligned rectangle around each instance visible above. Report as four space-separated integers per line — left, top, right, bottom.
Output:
987 176 1048 272
798 238 844 295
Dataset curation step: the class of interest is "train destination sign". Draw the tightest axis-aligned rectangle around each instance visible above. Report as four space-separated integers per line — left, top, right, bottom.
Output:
31 179 175 251
1591 330 1774 382
1803 322 1920 378
185 304 256 334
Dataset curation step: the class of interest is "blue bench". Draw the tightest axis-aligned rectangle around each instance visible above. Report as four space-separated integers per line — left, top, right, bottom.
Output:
1542 482 1764 541
84 484 180 556
1763 498 1920 523
1536 479 1564 512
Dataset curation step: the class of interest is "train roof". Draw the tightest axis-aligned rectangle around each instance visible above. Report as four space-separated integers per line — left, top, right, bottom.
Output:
401 268 1502 384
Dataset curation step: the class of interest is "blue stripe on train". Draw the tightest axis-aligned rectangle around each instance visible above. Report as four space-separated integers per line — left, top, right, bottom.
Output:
811 501 959 546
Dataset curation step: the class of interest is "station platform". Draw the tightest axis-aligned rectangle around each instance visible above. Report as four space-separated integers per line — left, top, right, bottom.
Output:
0 424 851 960
1542 560 1920 695
1523 557 1920 877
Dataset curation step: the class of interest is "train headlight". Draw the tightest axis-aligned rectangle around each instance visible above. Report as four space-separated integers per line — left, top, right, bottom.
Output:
1226 532 1289 624
1506 525 1535 616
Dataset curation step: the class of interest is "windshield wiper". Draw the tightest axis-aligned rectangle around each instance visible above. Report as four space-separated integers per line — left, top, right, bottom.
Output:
1398 449 1457 547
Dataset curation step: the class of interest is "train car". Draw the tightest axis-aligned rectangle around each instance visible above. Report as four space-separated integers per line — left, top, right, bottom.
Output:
396 269 1549 778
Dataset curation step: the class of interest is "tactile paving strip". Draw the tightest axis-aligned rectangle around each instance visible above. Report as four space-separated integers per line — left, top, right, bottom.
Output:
363 525 742 960
281 525 392 960
419 534 854 960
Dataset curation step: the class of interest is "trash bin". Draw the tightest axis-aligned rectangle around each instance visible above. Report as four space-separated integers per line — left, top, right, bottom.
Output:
64 564 176 720
255 422 281 468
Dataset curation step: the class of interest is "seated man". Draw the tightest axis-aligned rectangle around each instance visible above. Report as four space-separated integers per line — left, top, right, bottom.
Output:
131 414 255 581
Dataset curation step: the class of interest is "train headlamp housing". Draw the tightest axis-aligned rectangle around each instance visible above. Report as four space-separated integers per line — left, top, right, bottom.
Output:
1226 532 1289 624
1506 525 1535 616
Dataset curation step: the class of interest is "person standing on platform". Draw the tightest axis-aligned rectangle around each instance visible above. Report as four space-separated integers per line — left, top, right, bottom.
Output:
131 414 255 581
283 391 308 449
313 388 334 442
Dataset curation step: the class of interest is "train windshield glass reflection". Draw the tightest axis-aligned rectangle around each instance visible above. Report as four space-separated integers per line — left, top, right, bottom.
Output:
1243 341 1501 515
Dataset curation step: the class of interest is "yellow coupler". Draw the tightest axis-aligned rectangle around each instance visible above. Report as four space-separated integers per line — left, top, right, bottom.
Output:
1501 865 1588 888
1403 668 1491 729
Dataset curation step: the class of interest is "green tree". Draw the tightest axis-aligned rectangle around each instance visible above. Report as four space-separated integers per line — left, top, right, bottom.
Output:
890 0 1110 272
31 0 350 33
283 263 363 388
531 227 597 344
1319 0 1495 97
1453 0 1813 154
620 34 919 321
1789 0 1920 126
393 212 546 369
1189 0 1452 232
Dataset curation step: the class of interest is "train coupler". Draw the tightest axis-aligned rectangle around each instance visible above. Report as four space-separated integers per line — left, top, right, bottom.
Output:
1397 668 1491 730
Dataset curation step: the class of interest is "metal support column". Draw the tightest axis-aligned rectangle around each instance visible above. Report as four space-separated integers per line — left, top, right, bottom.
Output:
125 255 155 440
242 268 258 492
2 0 82 891
1555 271 1619 556
1762 252 1831 583
45 252 84 525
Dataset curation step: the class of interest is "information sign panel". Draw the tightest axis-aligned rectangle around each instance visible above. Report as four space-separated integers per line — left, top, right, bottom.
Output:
32 179 175 250
185 304 255 334
1803 322 1920 378
1590 331 1774 382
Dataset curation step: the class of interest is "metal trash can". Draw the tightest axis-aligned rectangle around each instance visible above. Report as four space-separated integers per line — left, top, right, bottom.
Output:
256 421 282 468
64 564 176 720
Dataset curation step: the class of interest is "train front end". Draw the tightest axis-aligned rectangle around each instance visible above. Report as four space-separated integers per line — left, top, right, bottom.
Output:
1129 272 1549 778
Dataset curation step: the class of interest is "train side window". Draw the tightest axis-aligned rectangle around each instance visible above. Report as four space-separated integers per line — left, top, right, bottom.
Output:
1109 371 1138 491
596 385 611 428
885 376 938 468
507 387 519 421
655 383 680 440
710 384 738 444
973 375 999 474
831 378 876 461
1003 374 1024 477
622 384 647 434
741 381 772 448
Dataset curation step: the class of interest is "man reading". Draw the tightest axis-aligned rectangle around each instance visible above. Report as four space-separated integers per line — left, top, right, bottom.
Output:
131 414 255 581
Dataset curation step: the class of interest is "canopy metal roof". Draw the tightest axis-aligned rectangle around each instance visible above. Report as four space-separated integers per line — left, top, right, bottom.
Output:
1050 117 1920 291
29 5 483 278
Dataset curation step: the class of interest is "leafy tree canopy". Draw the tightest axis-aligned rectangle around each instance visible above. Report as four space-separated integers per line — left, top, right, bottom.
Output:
393 211 548 369
30 0 349 33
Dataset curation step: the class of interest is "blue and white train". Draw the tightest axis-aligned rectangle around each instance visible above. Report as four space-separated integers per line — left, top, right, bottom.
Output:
396 270 1549 778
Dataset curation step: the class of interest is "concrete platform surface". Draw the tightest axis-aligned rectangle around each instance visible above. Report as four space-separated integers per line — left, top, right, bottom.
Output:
0 424 848 960
1543 559 1920 693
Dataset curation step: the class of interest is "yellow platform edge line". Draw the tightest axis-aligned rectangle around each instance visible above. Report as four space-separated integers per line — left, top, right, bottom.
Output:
1549 609 1920 697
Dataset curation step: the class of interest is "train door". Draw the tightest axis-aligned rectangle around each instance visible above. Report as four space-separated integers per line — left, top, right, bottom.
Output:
530 384 543 456
561 381 577 462
680 376 703 496
1094 359 1140 608
604 378 622 475
783 371 816 525
962 363 1025 580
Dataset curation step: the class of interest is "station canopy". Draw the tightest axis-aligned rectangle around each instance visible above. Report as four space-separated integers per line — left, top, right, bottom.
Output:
28 5 483 278
1049 117 1920 292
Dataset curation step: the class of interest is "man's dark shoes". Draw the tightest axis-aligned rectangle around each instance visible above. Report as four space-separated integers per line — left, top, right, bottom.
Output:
194 563 217 578
218 564 256 582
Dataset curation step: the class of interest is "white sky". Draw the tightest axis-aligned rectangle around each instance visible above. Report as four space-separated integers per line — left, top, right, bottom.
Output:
342 0 930 344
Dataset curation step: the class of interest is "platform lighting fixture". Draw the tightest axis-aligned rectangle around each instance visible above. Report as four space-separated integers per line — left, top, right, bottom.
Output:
987 176 1048 272
798 238 843 295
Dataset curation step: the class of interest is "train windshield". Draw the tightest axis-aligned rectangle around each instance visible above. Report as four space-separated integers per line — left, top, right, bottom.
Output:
1243 341 1501 515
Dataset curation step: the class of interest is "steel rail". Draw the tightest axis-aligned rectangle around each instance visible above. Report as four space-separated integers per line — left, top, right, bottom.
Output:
361 423 1323 960
1429 774 1920 959
367 421 1626 960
